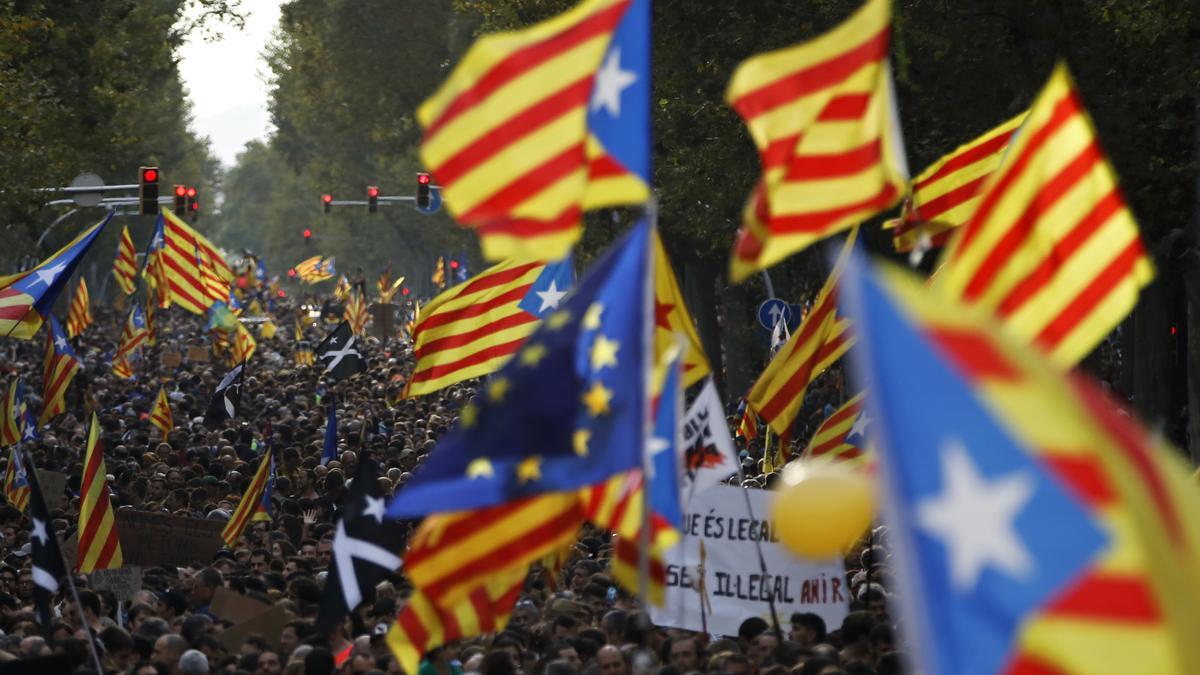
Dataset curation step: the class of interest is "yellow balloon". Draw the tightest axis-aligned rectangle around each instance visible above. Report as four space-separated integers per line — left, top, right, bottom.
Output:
771 462 875 559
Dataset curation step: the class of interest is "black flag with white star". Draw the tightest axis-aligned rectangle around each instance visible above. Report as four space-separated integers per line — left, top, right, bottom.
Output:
205 361 246 428
314 458 408 634
25 452 67 627
314 321 367 382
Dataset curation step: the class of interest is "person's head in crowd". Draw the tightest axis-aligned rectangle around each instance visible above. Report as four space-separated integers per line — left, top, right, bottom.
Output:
665 636 700 673
719 653 752 675
749 631 779 669
596 645 628 675
279 619 314 659
601 610 626 647
837 612 874 663
552 614 579 641
480 649 518 675
101 625 138 670
549 641 582 669
179 648 210 675
132 661 170 675
256 649 283 674
861 586 888 622
735 617 768 655
789 612 827 647
153 633 188 672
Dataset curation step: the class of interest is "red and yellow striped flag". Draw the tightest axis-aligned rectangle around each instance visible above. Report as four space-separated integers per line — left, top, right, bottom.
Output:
387 568 526 675
344 291 369 336
113 305 148 365
111 225 137 295
66 277 92 339
0 380 21 447
196 244 230 305
887 112 1026 253
4 448 30 512
231 321 257 364
879 261 1200 674
725 0 906 282
295 257 335 285
77 413 123 572
111 357 133 380
736 401 759 442
417 0 650 261
747 229 857 436
150 387 173 436
652 232 710 387
801 392 873 469
581 470 678 605
222 449 273 547
406 259 552 397
935 64 1153 367
151 210 233 315
40 317 80 424
403 493 583 604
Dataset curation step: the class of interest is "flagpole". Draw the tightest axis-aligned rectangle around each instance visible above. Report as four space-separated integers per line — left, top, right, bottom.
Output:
731 447 784 648
23 449 105 675
637 199 658 611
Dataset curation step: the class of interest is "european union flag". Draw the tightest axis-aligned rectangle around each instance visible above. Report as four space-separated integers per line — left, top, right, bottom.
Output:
840 253 1108 675
0 213 112 339
388 219 654 517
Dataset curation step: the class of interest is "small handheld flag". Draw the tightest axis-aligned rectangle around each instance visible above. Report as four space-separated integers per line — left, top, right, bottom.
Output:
40 316 80 424
315 322 367 382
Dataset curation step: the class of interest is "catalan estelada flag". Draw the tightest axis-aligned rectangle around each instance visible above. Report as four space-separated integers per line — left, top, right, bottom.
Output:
150 387 173 436
3 448 29 512
387 567 527 675
344 291 369 336
111 225 137 295
843 254 1200 675
148 209 233 314
417 0 651 262
294 256 336 284
405 256 574 397
251 449 275 523
935 64 1153 367
223 447 274 547
725 0 906 282
231 321 257 364
0 213 111 339
886 112 1027 253
735 399 759 442
652 232 710 387
77 413 123 572
141 216 171 309
801 391 872 469
747 228 856 436
113 305 149 365
196 244 230 305
40 317 80 425
66 277 93 339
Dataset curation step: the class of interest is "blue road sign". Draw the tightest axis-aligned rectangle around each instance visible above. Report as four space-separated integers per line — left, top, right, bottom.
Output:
757 298 791 330
416 186 443 215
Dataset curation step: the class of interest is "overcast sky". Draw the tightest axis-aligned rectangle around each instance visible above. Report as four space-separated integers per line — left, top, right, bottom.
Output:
177 1 286 167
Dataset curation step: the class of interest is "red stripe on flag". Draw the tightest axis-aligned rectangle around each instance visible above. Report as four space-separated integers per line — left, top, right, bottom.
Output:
1044 572 1160 622
475 205 582 238
768 183 898 234
926 326 1024 382
417 312 538 357
1004 653 1067 675
758 326 850 422
731 27 889 121
817 93 871 121
423 1 629 140
588 153 629 179
914 130 1018 191
1033 237 1145 353
432 78 593 185
409 335 532 385
416 284 535 337
469 587 494 633
1040 453 1115 507
396 606 431 655
405 497 559 569
783 140 883 182
913 175 989 223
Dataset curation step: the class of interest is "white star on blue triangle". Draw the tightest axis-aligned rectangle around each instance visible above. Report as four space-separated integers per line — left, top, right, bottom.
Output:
519 255 575 317
586 0 650 183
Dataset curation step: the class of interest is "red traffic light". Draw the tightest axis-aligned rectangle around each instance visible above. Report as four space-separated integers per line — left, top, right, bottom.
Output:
367 186 380 198
288 268 297 278
401 287 410 296
142 168 158 183
174 185 186 197
277 289 287 298
303 228 312 238
449 260 460 269
322 194 333 204
186 186 197 198
417 173 431 185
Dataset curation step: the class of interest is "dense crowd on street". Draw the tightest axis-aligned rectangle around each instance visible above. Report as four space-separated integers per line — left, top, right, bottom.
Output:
0 297 905 675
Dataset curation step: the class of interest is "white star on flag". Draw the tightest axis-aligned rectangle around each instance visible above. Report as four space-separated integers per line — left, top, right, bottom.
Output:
916 439 1036 592
536 281 567 312
591 47 637 117
27 261 67 289
54 335 68 351
848 411 871 440
363 495 387 524
31 518 48 545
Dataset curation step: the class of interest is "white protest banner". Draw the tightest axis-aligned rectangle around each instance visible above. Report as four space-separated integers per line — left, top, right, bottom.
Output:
649 485 848 636
91 567 142 602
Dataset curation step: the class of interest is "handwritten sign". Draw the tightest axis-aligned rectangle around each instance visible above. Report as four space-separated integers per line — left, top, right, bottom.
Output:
115 510 225 568
91 567 142 601
36 470 67 511
160 351 183 368
649 485 848 636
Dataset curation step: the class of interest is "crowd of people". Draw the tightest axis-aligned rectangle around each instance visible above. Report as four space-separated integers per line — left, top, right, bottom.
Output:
0 292 904 675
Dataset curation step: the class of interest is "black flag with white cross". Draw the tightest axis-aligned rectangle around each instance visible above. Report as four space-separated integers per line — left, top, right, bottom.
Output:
25 452 67 627
314 321 367 382
205 361 246 428
314 458 408 634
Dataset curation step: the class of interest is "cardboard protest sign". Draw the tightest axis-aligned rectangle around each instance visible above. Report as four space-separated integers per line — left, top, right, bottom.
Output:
36 470 67 510
186 346 211 363
218 605 291 652
114 510 225 568
649 485 849 636
91 567 142 602
211 587 272 625
160 351 183 368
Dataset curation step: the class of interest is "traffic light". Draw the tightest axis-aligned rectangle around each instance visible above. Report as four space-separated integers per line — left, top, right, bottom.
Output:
449 259 460 270
173 185 186 216
367 185 380 213
303 228 312 245
401 286 410 296
186 186 199 221
416 172 431 209
322 194 333 214
139 166 160 215
288 268 297 278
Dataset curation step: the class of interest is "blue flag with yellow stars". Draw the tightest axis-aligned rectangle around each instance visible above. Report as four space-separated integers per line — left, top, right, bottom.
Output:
387 219 654 517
